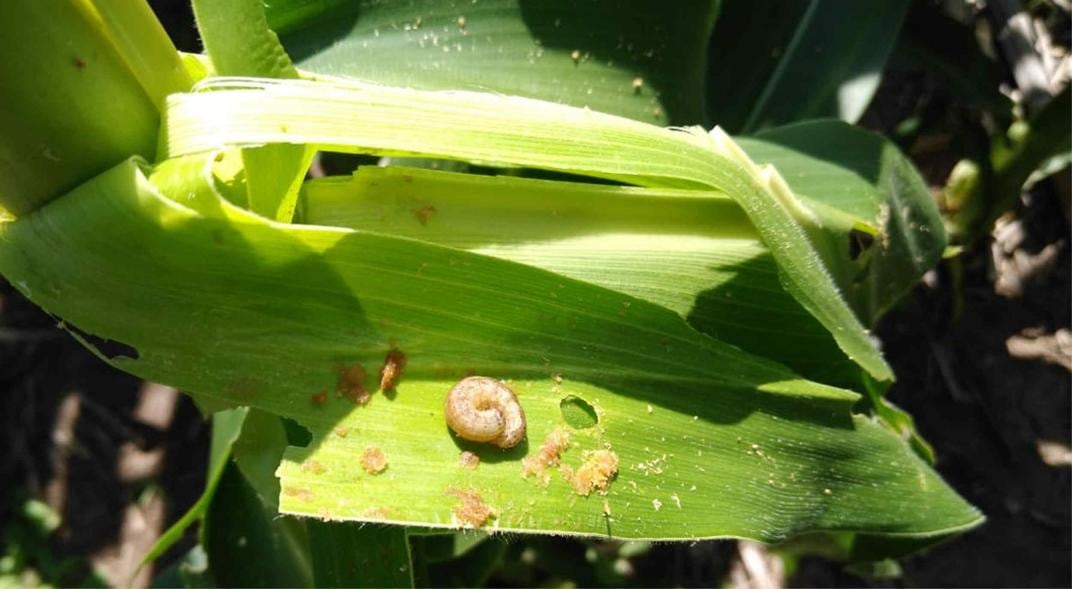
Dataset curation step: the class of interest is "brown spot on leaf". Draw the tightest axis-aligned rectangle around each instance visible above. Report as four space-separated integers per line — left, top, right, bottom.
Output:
282 486 314 501
361 506 392 519
414 205 437 226
301 459 325 474
446 487 493 527
310 390 328 406
361 446 388 474
459 450 480 470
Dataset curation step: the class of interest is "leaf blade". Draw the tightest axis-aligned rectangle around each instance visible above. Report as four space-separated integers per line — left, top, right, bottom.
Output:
0 158 980 542
164 77 892 380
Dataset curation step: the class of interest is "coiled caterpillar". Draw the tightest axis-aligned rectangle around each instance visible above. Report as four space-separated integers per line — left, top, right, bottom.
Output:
445 376 526 449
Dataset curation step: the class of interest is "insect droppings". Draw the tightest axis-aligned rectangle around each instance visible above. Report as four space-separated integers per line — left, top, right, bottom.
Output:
566 449 619 496
459 450 480 470
361 447 388 474
283 486 314 502
337 363 370 405
300 459 325 474
361 506 392 519
414 205 437 226
446 487 493 527
445 376 526 448
521 427 571 485
380 348 407 391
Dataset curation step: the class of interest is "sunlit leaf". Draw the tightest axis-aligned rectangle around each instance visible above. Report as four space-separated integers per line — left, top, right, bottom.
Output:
163 76 892 380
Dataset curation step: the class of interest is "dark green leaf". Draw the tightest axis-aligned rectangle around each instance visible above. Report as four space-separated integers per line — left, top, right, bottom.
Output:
139 408 248 571
203 462 313 587
707 0 910 133
265 0 717 124
306 522 413 588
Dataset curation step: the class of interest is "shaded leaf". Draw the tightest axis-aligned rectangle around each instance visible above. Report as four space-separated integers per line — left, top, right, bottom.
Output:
306 522 413 588
203 462 313 587
707 0 910 132
138 407 248 571
264 0 717 124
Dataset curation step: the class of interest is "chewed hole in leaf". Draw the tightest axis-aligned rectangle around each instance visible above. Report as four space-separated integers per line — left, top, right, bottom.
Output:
559 395 598 429
283 417 312 448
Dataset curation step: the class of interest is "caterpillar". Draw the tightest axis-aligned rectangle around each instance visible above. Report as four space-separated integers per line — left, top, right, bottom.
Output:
444 376 526 449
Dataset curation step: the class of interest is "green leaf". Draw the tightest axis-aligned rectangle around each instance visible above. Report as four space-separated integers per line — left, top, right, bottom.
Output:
164 76 892 380
203 463 314 587
707 0 910 133
138 408 248 572
422 535 507 588
263 0 718 124
0 0 161 214
299 165 853 386
89 0 193 107
738 119 947 324
306 522 413 588
0 158 981 543
192 0 312 221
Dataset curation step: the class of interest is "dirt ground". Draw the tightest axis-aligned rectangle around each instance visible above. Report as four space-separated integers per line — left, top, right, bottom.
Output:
0 2 1069 587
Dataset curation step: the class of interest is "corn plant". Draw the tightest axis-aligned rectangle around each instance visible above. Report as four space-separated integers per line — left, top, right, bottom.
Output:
0 0 983 585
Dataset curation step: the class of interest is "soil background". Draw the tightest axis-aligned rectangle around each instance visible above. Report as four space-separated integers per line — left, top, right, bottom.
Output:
0 2 1068 587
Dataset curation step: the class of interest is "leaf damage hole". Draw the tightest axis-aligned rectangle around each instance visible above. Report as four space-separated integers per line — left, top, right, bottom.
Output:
559 395 598 429
283 418 312 448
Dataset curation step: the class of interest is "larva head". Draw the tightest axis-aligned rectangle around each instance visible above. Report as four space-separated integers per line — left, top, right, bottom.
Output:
445 376 526 449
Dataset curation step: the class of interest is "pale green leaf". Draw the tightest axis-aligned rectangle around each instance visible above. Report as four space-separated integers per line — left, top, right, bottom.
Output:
0 0 160 214
163 76 892 380
192 0 312 221
300 166 855 386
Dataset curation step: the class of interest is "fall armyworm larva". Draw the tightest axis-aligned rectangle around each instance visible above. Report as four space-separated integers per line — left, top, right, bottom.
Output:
445 376 526 448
